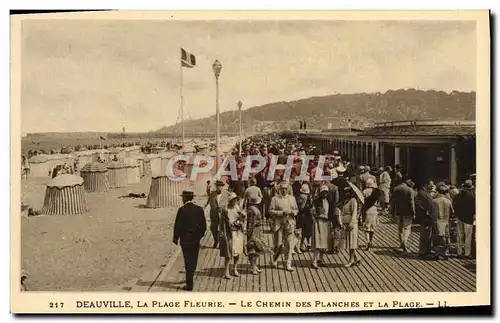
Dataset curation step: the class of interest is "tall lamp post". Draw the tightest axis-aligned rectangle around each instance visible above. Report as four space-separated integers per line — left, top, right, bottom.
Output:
237 100 243 156
212 60 222 170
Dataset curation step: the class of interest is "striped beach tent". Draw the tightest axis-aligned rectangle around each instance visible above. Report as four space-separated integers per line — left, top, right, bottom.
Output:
41 174 89 215
148 154 162 176
75 151 94 170
80 162 109 192
136 155 145 177
160 150 179 175
146 174 188 208
106 161 128 188
28 154 51 177
124 158 141 184
142 155 152 177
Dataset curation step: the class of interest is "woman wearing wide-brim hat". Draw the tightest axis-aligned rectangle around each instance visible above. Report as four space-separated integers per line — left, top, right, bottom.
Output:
245 196 271 274
296 183 313 252
361 178 382 251
311 185 332 269
219 192 246 279
340 185 361 267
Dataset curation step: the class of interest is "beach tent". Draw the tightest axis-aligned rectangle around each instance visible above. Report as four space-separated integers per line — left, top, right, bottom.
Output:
123 158 141 184
136 155 145 177
146 174 188 208
106 161 128 188
126 146 142 158
159 151 179 175
142 155 152 177
28 154 51 177
148 154 162 176
116 147 127 159
80 162 109 192
75 151 95 170
41 174 89 215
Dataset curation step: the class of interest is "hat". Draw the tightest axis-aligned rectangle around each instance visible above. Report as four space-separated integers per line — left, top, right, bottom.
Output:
365 165 371 171
228 192 238 201
180 189 195 197
278 181 289 189
436 182 448 194
365 178 377 188
320 185 329 193
463 179 474 189
215 180 224 186
300 184 310 194
336 165 346 173
359 165 365 171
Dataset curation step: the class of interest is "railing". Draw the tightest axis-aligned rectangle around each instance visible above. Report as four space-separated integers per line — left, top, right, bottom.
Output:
106 132 254 139
373 120 476 128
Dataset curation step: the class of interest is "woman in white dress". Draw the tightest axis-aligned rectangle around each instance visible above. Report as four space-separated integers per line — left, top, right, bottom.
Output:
311 185 332 269
220 192 246 279
362 178 381 251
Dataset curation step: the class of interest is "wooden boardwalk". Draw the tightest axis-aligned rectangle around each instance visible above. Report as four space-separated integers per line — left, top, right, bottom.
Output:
125 214 476 292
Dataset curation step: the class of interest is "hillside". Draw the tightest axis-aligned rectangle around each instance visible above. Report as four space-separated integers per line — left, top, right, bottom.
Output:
157 89 475 134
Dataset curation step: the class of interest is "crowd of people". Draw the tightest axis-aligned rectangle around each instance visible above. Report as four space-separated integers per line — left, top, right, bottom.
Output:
173 133 476 291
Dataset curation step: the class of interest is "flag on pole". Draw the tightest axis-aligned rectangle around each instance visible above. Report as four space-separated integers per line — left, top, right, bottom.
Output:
181 48 196 68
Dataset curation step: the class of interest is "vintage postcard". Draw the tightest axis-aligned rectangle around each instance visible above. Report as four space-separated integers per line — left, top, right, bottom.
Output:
11 10 490 314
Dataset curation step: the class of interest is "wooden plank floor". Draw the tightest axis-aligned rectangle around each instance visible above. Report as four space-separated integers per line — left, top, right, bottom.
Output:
126 212 476 292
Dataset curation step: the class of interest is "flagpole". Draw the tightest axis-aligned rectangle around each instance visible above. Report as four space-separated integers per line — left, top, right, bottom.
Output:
180 61 185 145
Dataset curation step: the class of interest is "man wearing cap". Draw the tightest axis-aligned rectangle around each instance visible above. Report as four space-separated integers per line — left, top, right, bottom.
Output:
432 183 455 260
391 176 416 253
453 180 475 259
269 181 299 271
205 180 229 248
173 190 207 291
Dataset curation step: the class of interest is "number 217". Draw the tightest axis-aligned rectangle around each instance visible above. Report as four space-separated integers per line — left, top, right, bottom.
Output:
49 302 64 308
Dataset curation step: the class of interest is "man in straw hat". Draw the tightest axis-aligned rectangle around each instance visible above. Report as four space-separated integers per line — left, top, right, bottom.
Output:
269 180 299 271
173 189 207 291
432 182 455 260
205 180 229 248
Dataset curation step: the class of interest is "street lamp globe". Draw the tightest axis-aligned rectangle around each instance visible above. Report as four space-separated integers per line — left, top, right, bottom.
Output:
212 60 222 78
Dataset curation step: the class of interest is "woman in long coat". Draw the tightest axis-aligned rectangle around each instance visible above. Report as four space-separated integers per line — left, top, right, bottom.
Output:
246 196 270 274
297 183 313 252
341 186 361 267
311 185 332 269
220 193 246 279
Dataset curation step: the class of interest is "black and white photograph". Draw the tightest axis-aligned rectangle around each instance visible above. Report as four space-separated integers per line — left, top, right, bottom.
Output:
10 10 490 313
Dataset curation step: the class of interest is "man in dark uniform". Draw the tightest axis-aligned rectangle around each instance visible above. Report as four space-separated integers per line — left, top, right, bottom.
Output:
173 190 207 291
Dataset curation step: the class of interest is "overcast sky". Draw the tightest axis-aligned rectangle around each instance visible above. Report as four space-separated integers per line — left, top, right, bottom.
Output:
20 19 476 133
